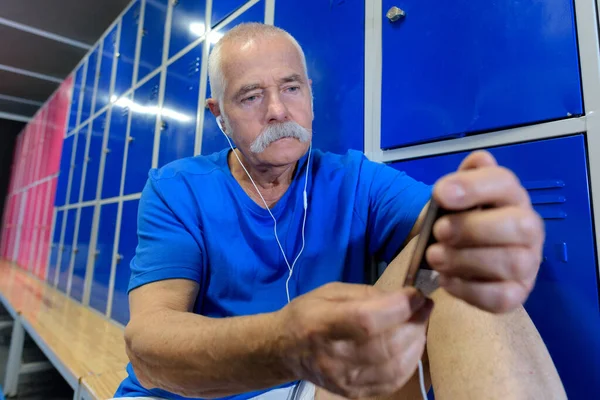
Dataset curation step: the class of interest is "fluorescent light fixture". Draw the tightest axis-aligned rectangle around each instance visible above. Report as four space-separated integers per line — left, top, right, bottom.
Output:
189 22 206 37
110 96 192 122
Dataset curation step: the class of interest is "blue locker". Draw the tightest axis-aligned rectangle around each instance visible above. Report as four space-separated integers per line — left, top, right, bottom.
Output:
67 64 85 134
96 25 118 113
57 209 78 293
81 47 100 124
102 101 130 199
158 43 202 167
47 210 64 285
55 135 74 206
69 127 89 205
212 0 247 27
389 134 600 400
274 0 364 154
70 206 94 303
138 0 168 81
82 112 107 202
201 1 264 155
89 203 119 314
111 199 140 325
380 0 583 149
124 74 161 195
169 0 206 58
114 1 141 99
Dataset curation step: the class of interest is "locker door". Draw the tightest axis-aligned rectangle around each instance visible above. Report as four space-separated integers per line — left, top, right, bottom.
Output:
201 1 264 155
169 0 206 58
138 0 168 81
96 26 118 113
83 112 107 202
114 1 141 99
47 210 63 285
55 135 74 206
57 208 77 293
380 0 582 149
102 101 130 199
89 203 118 314
389 134 600 400
111 199 140 325
69 127 89 205
70 206 94 302
212 0 247 27
124 74 161 195
67 64 85 134
81 47 100 124
158 43 202 167
274 0 364 154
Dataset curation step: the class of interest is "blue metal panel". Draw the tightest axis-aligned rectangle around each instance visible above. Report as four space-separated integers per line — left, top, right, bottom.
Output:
47 210 64 285
211 0 247 27
111 199 140 325
70 206 94 303
169 0 206 58
114 1 141 99
55 135 74 206
275 0 364 154
67 64 85 134
82 113 107 202
81 47 100 124
380 0 583 149
89 203 119 314
69 127 89 204
201 1 264 155
96 25 118 113
124 74 161 195
158 43 202 167
101 101 130 199
57 209 77 293
389 134 600 400
138 0 168 82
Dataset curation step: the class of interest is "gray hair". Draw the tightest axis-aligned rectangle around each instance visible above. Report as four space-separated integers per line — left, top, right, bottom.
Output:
207 23 309 106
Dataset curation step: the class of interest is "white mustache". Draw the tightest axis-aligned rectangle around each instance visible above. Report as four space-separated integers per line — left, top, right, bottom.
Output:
250 121 311 153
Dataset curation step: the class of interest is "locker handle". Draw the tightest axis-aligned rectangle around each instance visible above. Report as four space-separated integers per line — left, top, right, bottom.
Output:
386 6 406 22
128 136 135 142
116 253 124 263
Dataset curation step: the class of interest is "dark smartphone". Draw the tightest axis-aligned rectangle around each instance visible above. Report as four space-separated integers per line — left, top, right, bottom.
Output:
403 199 449 289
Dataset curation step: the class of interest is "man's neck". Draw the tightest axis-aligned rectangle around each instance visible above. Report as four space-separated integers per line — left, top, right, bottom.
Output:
228 149 296 208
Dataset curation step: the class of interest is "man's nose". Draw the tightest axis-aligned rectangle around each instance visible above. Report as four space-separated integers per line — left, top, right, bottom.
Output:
264 91 289 123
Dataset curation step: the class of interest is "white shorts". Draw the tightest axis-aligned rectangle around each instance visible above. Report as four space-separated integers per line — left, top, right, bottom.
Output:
109 380 316 400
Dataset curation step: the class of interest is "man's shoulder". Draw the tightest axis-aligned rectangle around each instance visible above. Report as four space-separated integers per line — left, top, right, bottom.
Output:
312 148 369 171
149 149 228 183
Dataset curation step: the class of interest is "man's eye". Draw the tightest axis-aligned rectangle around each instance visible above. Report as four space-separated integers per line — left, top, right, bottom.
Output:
287 86 300 93
242 95 258 103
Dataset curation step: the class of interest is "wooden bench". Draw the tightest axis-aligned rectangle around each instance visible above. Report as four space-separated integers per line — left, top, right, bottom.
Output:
0 261 129 399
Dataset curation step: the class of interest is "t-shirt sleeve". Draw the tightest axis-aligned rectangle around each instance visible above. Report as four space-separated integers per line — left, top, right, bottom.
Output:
128 172 205 293
362 159 432 263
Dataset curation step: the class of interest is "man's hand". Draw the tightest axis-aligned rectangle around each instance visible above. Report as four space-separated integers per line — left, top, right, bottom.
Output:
426 150 544 313
280 282 433 399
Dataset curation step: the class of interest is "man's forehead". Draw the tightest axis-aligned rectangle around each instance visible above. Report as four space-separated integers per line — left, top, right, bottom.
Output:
220 36 305 81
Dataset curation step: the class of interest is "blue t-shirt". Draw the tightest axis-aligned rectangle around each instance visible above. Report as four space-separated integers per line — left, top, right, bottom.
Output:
114 148 431 399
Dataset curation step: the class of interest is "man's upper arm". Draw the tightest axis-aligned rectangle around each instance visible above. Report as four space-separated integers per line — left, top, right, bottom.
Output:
128 172 206 295
129 279 199 320
362 160 432 263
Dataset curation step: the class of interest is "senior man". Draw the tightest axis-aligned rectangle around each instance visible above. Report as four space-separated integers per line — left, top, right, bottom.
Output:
114 23 565 400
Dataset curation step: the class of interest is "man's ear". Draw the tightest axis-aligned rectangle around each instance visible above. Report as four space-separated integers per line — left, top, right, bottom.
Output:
206 98 221 118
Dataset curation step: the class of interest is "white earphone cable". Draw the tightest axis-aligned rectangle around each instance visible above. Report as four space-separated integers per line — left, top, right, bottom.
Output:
220 120 310 303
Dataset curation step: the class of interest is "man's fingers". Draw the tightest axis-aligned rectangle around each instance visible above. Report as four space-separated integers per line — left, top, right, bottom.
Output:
329 299 433 364
438 276 533 313
325 288 426 340
433 166 529 210
432 206 543 248
426 244 542 282
458 150 498 171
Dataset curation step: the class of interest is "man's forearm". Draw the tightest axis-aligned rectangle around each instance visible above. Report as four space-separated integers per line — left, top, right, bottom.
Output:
125 309 297 398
